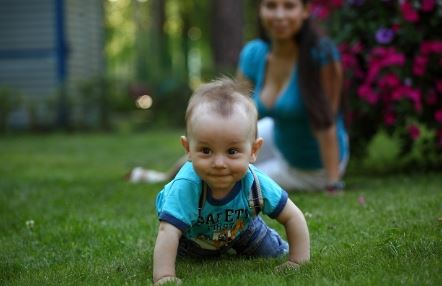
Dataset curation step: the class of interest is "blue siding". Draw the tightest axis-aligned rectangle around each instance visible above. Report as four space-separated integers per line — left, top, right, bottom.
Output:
0 0 57 97
0 0 104 128
54 0 67 84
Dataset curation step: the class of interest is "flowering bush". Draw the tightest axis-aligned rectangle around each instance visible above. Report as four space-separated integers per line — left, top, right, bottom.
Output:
312 0 442 168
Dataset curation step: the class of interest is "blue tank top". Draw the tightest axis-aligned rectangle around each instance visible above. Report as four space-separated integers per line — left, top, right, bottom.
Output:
239 38 349 170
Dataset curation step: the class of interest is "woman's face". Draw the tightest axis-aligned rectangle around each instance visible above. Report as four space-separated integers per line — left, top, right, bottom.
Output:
259 0 310 41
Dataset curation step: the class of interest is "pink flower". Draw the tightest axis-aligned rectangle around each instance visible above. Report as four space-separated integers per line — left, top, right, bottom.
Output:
366 62 381 83
391 23 401 32
436 80 442 93
407 87 421 102
421 0 436 12
392 87 405 101
413 67 425 77
407 124 421 140
378 73 400 90
365 48 406 90
435 110 442 123
340 47 366 82
391 85 422 112
311 5 330 20
371 46 388 58
420 41 442 54
426 89 438 105
413 55 428 76
400 1 420 23
382 52 405 66
358 85 378 104
384 112 396 126
342 54 357 69
330 0 343 8
369 47 405 67
351 41 364 54
407 88 423 112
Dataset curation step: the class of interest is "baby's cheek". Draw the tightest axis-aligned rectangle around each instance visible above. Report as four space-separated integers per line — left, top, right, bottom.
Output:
232 161 250 176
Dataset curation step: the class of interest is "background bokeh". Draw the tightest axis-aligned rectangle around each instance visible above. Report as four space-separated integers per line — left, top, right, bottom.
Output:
0 0 441 169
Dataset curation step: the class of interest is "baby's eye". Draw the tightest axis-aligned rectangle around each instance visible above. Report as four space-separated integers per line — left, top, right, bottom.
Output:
227 148 239 155
201 147 211 154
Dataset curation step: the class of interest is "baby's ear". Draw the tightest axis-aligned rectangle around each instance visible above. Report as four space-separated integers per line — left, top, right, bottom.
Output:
180 136 190 154
250 137 264 163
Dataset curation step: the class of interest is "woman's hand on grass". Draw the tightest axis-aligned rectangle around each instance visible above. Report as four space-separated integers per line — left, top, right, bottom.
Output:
153 276 182 286
274 260 300 274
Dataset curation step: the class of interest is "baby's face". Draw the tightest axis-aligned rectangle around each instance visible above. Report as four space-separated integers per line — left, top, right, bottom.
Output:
183 108 260 195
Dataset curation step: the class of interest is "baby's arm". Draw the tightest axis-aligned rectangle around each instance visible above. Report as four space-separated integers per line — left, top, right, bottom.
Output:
276 199 310 264
153 221 182 284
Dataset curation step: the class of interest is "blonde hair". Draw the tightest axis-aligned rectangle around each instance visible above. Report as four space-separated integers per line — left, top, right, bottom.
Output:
185 77 258 139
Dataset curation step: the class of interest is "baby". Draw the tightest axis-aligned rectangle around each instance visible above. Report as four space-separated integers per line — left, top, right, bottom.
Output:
153 77 310 285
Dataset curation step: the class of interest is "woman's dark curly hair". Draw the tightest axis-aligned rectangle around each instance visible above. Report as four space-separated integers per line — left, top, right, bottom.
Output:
257 0 334 130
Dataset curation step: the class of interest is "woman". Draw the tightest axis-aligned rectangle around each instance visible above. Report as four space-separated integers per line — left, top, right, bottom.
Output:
235 0 348 192
128 0 348 193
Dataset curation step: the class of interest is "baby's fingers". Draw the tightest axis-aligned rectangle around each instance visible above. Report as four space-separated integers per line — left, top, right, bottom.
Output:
274 261 299 274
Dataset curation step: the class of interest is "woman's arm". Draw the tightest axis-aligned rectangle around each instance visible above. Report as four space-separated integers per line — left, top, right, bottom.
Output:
315 125 340 185
321 61 343 115
316 61 344 186
276 199 310 264
153 222 182 284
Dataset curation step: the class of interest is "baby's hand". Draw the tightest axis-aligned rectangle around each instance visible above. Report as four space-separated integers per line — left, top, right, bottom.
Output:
153 276 182 286
274 260 300 274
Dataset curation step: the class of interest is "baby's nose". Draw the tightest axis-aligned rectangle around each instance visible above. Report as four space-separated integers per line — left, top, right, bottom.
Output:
213 155 226 167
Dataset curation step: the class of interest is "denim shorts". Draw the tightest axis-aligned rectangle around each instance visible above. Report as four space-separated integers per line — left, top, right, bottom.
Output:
177 216 288 258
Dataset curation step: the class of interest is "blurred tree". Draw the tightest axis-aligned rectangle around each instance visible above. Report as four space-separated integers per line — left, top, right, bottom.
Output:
147 0 171 82
244 0 259 40
105 0 136 78
90 0 265 129
134 0 150 82
176 0 191 81
211 0 245 74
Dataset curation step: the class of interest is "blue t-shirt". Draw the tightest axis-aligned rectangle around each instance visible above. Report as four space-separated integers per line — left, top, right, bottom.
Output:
238 38 349 170
156 161 288 250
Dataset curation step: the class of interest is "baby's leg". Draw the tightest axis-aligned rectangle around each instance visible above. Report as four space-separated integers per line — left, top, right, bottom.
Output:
233 216 288 257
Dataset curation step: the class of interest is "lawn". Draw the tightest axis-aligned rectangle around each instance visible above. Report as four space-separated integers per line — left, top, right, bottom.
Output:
1 130 441 285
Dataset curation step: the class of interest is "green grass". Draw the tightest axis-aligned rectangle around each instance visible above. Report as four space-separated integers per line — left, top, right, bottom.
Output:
1 131 441 285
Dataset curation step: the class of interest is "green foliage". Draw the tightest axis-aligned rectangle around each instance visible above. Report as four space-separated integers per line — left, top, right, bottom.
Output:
104 0 196 130
1 132 441 285
64 76 136 131
0 87 22 132
152 78 192 128
363 129 402 172
75 76 112 130
105 0 136 79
